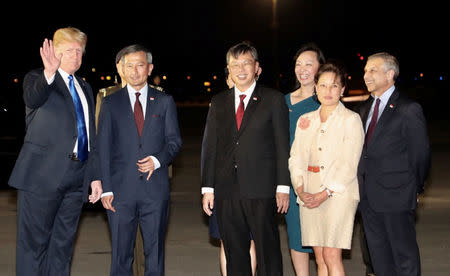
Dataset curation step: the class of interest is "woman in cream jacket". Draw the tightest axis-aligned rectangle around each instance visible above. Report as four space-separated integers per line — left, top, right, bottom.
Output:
289 63 364 276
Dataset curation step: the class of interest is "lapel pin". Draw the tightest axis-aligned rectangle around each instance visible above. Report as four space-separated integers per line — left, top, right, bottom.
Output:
150 97 155 101
253 97 258 101
389 104 394 108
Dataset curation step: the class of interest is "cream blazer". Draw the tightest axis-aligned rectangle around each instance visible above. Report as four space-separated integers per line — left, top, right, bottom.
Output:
289 102 364 202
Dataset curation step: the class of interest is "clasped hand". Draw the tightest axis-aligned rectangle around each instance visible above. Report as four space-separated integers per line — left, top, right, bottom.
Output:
137 156 155 180
298 190 328 209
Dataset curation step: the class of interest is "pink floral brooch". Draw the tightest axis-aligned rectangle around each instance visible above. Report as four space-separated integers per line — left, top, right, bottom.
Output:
298 117 311 130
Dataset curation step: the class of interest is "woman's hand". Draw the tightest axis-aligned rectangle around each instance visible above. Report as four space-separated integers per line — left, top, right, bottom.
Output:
298 191 314 207
303 190 329 209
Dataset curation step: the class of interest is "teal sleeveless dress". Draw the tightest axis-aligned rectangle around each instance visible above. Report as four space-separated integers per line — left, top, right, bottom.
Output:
285 94 320 252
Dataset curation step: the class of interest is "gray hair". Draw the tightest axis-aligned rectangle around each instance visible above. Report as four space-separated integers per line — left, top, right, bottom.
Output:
368 52 399 80
116 44 153 64
226 41 258 64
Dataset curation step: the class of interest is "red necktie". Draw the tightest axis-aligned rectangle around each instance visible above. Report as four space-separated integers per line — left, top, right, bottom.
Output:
365 98 380 145
134 92 144 137
236 94 246 130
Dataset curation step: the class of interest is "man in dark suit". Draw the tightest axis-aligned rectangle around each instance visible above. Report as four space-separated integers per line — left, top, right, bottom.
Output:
98 44 182 276
8 27 102 276
201 41 290 276
357 52 430 276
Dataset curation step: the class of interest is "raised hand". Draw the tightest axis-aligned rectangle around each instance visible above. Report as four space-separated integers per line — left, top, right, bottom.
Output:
40 38 62 79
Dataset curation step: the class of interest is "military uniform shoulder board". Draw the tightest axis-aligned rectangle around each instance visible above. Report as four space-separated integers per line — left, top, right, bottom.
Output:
149 84 164 92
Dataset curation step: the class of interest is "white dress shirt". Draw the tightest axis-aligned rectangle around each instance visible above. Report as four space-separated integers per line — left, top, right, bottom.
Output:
202 81 290 195
101 84 161 198
365 85 395 131
46 68 90 152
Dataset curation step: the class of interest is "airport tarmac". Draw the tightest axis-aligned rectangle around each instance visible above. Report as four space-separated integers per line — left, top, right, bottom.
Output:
1 108 449 275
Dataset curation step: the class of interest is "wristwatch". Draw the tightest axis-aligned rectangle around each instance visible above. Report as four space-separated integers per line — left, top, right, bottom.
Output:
325 188 333 198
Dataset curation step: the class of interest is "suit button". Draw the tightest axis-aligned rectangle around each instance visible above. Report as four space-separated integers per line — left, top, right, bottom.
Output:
320 130 325 133
320 166 324 169
363 155 368 159
234 164 238 169
236 141 239 145
318 147 322 151
139 144 142 148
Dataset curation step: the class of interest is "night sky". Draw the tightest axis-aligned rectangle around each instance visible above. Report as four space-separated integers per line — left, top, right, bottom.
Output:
4 0 448 93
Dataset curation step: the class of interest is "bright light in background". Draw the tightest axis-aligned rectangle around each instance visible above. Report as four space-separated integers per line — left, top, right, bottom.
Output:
100 76 105 80
213 75 217 80
187 75 191 80
207 88 211 92
13 78 19 83
419 73 424 78
92 68 96 72
106 76 112 81
348 75 352 80
204 82 211 87
162 75 167 80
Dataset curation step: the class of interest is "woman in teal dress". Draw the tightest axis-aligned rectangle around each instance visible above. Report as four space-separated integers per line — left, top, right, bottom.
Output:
285 43 325 275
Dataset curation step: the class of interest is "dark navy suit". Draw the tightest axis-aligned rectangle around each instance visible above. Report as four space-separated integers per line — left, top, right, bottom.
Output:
97 85 181 276
357 89 430 276
9 69 100 276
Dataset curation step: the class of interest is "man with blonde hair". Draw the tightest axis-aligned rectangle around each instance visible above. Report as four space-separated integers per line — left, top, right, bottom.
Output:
9 27 102 276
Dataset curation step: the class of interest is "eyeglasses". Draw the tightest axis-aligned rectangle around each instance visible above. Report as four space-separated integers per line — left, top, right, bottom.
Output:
229 60 255 71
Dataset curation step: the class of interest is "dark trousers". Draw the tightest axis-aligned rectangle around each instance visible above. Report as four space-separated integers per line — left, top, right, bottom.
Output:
133 227 145 276
360 200 421 276
356 210 374 275
16 160 85 276
215 198 283 276
107 198 169 276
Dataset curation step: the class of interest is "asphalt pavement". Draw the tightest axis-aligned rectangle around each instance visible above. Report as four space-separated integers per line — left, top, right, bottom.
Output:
1 107 449 275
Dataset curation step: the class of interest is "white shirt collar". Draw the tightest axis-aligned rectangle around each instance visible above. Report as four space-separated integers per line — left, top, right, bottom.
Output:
127 84 148 97
233 81 256 111
127 84 148 116
58 68 72 83
234 81 256 97
373 85 395 104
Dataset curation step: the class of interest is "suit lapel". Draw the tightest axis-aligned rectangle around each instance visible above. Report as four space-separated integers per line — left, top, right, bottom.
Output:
225 89 238 135
55 72 77 124
360 97 374 129
121 87 140 137
368 89 399 146
142 86 157 136
75 76 93 109
237 85 261 135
